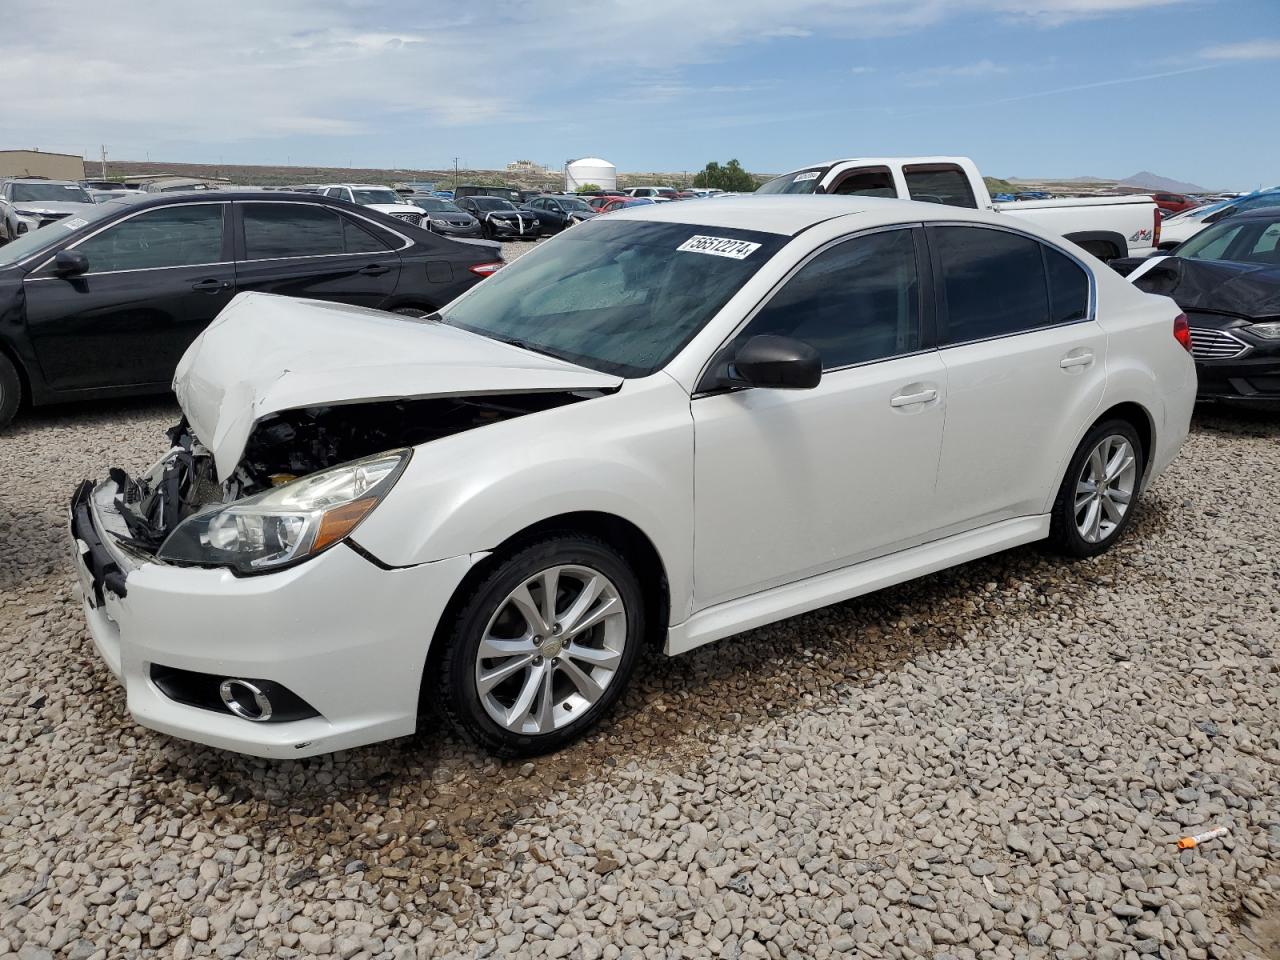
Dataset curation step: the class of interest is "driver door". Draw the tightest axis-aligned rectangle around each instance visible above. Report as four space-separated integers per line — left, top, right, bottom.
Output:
691 227 947 610
23 202 234 392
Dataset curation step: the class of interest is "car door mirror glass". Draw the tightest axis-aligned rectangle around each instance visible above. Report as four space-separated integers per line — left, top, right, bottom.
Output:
726 335 822 390
54 250 89 276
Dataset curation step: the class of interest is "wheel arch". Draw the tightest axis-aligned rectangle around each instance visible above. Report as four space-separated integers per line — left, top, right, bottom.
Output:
417 510 671 716
0 336 32 412
1090 400 1154 476
1064 229 1127 262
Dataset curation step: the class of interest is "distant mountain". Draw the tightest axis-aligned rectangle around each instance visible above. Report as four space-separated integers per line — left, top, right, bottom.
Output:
1119 171 1209 194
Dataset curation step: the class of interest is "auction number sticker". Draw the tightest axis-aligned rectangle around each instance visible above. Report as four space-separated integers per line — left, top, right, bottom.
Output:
62 218 88 231
677 235 762 260
793 170 821 182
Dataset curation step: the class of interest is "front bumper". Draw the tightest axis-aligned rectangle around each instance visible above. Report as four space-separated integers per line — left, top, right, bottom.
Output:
1195 355 1280 406
427 220 483 238
486 217 538 237
69 477 477 758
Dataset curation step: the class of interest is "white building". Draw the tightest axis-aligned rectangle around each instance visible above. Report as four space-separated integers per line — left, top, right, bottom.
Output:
565 157 617 192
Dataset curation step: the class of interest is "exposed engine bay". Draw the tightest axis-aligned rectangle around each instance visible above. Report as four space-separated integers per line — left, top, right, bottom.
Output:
109 391 594 553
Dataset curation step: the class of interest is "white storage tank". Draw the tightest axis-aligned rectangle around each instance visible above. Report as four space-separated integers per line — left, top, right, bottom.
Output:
566 157 617 192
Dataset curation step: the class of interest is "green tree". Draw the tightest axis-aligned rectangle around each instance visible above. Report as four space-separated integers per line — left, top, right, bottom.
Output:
692 158 757 192
575 183 601 193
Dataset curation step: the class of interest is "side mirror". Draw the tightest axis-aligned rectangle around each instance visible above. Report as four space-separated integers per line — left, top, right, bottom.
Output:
54 250 89 276
726 335 822 390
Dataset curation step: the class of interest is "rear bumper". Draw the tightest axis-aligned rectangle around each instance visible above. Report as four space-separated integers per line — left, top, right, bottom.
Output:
69 478 477 759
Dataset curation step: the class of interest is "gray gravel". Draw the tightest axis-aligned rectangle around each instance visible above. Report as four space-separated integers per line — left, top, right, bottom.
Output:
1 283 1277 959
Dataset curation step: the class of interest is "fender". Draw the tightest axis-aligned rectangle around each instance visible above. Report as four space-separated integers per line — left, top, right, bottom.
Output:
351 374 697 622
1063 229 1128 261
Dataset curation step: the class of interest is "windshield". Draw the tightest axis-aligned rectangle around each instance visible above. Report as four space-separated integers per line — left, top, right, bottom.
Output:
1177 215 1280 265
471 198 516 211
0 204 115 267
559 197 593 212
756 169 826 195
417 198 462 213
12 182 93 204
351 189 403 205
437 219 785 377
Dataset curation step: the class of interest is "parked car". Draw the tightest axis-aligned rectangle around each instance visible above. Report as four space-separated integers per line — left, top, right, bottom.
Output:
596 197 657 214
1152 192 1197 214
406 196 483 238
0 192 502 427
1156 189 1280 249
522 195 597 234
1014 191 1053 201
0 179 98 242
67 195 1193 759
456 196 540 239
318 184 429 228
453 184 522 204
757 156 1162 261
623 186 679 200
1121 208 1280 408
584 196 616 211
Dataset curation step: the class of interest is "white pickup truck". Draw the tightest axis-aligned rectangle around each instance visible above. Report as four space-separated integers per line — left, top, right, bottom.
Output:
756 156 1160 260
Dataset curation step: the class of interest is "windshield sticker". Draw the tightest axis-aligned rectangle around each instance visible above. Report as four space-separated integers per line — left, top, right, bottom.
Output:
793 171 821 182
62 217 88 231
677 235 762 260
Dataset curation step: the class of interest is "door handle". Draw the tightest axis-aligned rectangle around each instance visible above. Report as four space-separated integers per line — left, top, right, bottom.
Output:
191 279 229 293
359 264 391 276
1060 350 1095 370
889 388 938 408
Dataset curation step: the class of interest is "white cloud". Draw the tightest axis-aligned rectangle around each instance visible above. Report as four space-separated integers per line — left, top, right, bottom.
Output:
901 59 1009 86
850 66 878 74
0 0 1193 158
1200 39 1280 60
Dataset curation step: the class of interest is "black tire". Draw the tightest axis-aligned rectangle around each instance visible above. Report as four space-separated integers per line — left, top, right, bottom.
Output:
436 534 645 757
1048 419 1144 558
0 352 22 429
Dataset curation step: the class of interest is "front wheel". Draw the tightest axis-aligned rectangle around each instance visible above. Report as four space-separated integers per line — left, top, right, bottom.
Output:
0 352 22 429
436 535 644 757
1048 419 1144 558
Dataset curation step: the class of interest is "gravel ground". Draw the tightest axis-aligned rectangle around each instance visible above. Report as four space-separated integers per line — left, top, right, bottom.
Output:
1 284 1277 959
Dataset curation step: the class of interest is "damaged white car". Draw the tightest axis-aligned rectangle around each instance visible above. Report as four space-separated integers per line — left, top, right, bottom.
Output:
70 196 1196 759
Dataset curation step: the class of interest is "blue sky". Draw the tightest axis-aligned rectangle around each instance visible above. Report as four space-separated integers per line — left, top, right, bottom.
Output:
2 0 1276 189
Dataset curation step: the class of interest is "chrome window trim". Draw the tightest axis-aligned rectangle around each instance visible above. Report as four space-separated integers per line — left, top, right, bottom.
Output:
925 219 1098 350
692 222 929 398
235 199 413 262
26 200 229 277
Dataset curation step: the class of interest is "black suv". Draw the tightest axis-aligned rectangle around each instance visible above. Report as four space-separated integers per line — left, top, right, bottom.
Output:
0 191 502 427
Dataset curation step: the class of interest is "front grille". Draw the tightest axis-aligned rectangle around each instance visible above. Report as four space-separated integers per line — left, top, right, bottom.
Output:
389 212 422 226
1188 327 1249 361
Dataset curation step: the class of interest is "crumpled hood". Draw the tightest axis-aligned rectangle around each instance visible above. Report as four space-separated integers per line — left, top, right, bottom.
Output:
1131 257 1280 321
368 203 425 216
174 292 623 479
12 200 95 215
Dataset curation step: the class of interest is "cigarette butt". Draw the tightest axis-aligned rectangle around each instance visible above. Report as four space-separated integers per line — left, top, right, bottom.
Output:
1178 827 1229 849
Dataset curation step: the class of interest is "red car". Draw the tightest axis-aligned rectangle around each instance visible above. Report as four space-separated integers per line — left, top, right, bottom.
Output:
596 197 658 214
1152 192 1198 214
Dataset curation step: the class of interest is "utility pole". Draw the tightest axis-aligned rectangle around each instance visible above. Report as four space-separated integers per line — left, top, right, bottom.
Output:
453 157 459 193
100 145 108 180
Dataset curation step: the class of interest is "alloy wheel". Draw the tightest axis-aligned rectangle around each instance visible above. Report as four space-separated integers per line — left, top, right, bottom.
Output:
474 564 627 735
1074 435 1137 544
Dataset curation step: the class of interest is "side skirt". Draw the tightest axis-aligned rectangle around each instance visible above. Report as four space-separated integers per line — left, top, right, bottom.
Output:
665 515 1050 656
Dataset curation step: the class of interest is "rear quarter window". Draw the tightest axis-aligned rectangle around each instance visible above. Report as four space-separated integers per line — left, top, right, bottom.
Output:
904 165 978 209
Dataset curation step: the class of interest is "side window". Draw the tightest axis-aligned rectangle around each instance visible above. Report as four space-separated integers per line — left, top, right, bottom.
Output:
931 226 1049 343
73 204 224 273
1044 246 1090 324
903 165 978 209
243 204 346 259
829 167 897 199
342 216 392 253
735 229 921 370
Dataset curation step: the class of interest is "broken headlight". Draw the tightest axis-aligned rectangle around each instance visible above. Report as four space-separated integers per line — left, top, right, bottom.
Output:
157 450 411 573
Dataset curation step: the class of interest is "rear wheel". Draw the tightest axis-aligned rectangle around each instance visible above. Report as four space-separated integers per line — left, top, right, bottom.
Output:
0 352 22 429
1048 419 1143 558
437 535 644 757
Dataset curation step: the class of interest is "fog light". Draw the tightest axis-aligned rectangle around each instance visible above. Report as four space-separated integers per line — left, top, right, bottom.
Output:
219 678 273 722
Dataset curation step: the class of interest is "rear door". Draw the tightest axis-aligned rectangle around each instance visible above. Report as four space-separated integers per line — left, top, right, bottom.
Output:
927 224 1105 533
233 201 402 308
23 201 233 391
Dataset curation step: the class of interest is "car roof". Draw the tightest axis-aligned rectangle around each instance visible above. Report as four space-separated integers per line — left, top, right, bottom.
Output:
1227 205 1280 219
603 194 963 236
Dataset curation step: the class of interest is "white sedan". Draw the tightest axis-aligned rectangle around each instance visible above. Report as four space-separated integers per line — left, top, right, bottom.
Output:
69 196 1196 758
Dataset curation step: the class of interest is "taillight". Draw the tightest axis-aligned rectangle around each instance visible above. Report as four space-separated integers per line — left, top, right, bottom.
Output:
1153 206 1161 247
469 261 503 278
1173 313 1192 353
